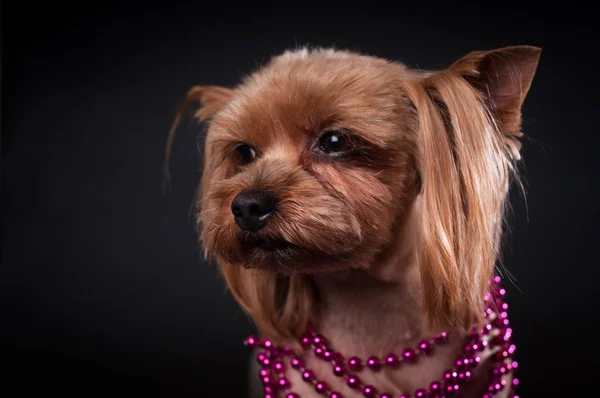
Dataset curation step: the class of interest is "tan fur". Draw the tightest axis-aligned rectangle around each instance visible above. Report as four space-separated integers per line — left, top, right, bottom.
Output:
167 45 540 396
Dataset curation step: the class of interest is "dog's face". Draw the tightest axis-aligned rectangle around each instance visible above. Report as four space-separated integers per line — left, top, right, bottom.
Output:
198 51 421 274
167 46 540 339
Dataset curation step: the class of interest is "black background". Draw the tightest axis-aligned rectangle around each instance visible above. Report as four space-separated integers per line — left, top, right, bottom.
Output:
2 2 599 397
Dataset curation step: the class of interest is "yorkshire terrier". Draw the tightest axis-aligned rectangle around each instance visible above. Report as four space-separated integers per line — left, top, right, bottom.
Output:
166 45 540 398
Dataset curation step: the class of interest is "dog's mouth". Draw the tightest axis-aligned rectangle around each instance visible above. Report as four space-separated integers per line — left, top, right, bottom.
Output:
239 234 293 252
229 231 356 273
253 238 291 251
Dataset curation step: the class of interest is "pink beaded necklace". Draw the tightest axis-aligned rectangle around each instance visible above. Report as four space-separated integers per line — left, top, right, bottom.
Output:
244 276 519 398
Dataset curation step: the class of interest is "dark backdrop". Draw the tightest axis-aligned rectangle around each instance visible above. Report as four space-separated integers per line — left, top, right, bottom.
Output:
2 2 599 397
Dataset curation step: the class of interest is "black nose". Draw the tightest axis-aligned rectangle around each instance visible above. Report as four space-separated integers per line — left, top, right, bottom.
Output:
231 191 277 232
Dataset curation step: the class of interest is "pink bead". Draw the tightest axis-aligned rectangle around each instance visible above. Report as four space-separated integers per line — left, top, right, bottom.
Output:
469 327 480 340
291 357 303 369
262 339 273 349
262 358 271 367
259 369 269 377
244 335 259 347
257 352 267 363
399 395 411 398
282 346 292 356
452 384 460 394
494 276 501 283
512 361 519 369
430 381 441 392
270 348 282 357
434 332 448 344
491 334 504 347
362 385 377 397
286 394 299 398
333 365 345 376
313 335 326 346
261 376 271 385
402 349 416 363
366 356 381 371
323 350 333 360
301 337 311 348
274 361 285 372
302 370 314 382
264 385 274 394
347 375 361 389
330 393 344 398
464 343 473 354
443 370 453 381
264 394 274 398
385 353 399 368
414 389 426 397
278 377 290 390
348 357 363 371
418 340 432 354
513 378 520 386
380 394 393 398
467 358 476 368
315 381 328 393
494 350 510 361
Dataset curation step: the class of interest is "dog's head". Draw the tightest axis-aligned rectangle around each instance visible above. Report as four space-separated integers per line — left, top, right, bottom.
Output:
167 46 540 345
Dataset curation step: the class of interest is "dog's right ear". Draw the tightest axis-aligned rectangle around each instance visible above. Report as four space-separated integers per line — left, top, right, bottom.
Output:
163 86 235 191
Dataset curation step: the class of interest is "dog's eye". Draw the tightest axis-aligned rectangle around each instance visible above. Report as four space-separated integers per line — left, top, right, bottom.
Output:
236 144 257 164
318 131 352 155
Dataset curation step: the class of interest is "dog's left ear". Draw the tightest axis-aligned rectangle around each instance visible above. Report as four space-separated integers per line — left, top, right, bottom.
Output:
405 46 541 334
164 85 236 189
449 45 541 140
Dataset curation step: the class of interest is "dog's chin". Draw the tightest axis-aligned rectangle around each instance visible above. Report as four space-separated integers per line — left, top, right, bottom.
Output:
226 236 356 274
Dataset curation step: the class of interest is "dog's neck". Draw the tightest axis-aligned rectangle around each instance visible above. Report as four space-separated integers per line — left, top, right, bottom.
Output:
312 268 423 358
312 195 429 357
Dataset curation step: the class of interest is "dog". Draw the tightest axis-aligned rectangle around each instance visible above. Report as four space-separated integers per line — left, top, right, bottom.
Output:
166 45 540 398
